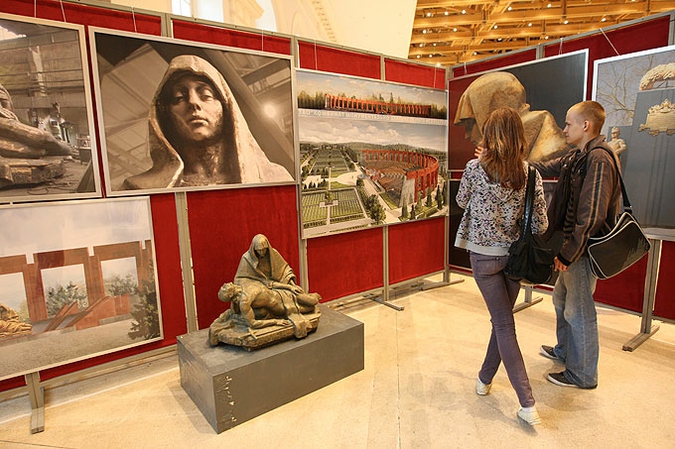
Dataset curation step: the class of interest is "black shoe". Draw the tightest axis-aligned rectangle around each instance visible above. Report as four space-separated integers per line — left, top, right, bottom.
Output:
547 371 578 388
540 345 562 361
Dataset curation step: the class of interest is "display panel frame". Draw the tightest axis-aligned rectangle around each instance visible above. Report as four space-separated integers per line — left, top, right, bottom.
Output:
0 12 101 203
296 69 449 239
0 196 162 381
90 27 297 196
593 45 675 239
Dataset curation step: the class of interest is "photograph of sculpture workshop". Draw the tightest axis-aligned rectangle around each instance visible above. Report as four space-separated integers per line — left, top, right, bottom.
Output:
1 2 675 448
0 15 100 202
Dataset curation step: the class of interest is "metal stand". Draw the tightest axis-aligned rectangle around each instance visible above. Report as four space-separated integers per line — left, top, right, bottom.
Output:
513 285 544 313
25 372 44 434
623 239 661 351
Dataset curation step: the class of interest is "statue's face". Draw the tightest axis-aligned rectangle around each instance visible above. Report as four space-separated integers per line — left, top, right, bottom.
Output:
167 74 223 144
253 236 270 259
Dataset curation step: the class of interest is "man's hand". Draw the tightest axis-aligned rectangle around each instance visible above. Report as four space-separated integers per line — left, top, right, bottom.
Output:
474 146 485 159
554 256 568 272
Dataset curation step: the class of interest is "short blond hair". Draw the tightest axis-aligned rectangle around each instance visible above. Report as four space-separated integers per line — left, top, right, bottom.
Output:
569 100 606 133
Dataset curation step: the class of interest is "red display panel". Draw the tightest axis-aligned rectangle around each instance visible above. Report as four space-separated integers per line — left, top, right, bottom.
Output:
451 49 537 78
307 228 384 301
298 41 381 79
654 241 675 321
172 19 291 55
389 218 446 285
186 186 300 330
593 256 648 313
385 59 446 89
1 0 162 35
544 16 670 99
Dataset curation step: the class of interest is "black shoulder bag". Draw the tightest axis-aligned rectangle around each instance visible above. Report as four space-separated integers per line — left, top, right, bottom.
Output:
504 166 555 285
586 146 651 279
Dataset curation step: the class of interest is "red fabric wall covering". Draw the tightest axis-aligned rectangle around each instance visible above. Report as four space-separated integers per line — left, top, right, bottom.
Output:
298 41 381 78
451 49 537 78
593 256 648 313
306 228 384 301
384 59 446 89
1 0 162 35
172 19 291 55
388 217 446 284
653 241 675 320
186 186 300 330
543 16 671 100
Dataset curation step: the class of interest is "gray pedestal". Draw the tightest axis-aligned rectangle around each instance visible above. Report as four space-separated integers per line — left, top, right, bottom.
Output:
177 305 364 433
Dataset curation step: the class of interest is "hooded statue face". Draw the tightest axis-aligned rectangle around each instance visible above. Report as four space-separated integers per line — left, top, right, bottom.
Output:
164 73 225 148
454 72 528 145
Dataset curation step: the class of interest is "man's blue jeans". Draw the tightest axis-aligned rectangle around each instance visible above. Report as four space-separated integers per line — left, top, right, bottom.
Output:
470 253 535 408
551 255 599 388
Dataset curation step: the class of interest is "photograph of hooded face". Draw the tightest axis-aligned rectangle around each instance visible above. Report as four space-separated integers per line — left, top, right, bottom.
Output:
91 31 296 194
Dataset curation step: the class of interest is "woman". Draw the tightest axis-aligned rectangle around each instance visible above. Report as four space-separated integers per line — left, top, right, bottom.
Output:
454 107 548 426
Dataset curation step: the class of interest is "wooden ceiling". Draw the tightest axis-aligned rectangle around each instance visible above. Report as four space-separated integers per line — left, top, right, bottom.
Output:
409 0 675 67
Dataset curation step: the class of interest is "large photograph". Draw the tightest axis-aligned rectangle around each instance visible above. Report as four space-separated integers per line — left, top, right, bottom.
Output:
593 45 675 236
297 70 448 238
448 51 588 270
448 51 588 170
91 29 296 195
0 197 161 381
0 14 100 203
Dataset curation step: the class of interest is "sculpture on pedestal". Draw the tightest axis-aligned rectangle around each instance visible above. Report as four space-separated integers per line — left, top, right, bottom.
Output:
209 234 321 350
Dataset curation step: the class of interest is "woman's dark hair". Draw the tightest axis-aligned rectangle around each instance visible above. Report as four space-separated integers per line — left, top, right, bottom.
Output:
479 107 527 190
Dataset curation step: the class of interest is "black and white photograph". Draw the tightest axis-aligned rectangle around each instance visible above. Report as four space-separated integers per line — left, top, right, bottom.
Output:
0 13 100 203
91 28 296 195
0 197 161 381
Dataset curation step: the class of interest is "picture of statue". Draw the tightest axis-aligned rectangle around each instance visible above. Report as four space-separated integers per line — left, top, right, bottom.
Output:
0 303 32 339
607 126 627 155
0 82 75 189
209 234 321 350
453 71 571 162
122 55 292 190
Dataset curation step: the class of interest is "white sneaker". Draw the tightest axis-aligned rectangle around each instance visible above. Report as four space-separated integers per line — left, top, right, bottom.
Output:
476 378 491 396
518 406 542 425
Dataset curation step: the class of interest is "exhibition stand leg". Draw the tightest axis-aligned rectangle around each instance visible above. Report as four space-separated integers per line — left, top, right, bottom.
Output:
513 285 544 313
623 239 661 351
25 372 44 434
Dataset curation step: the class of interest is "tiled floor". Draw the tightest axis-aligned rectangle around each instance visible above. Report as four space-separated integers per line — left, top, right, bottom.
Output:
1 273 674 448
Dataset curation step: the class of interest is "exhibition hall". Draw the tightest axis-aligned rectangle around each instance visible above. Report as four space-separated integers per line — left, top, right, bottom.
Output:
1 0 674 447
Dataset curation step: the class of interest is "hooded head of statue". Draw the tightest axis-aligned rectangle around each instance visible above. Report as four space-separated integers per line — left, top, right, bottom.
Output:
454 72 569 161
123 55 292 190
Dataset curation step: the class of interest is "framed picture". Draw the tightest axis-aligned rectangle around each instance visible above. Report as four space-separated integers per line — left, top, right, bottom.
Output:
0 13 101 203
297 70 448 238
448 50 588 171
0 197 161 381
593 45 675 237
90 28 296 195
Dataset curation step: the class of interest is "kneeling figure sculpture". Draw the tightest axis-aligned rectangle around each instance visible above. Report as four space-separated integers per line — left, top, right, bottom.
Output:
209 234 321 350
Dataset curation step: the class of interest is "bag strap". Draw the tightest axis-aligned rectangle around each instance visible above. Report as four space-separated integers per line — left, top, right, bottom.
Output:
591 144 632 214
521 165 536 236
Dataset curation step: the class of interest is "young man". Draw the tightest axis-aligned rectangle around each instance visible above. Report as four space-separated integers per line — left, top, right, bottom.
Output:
530 100 623 389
